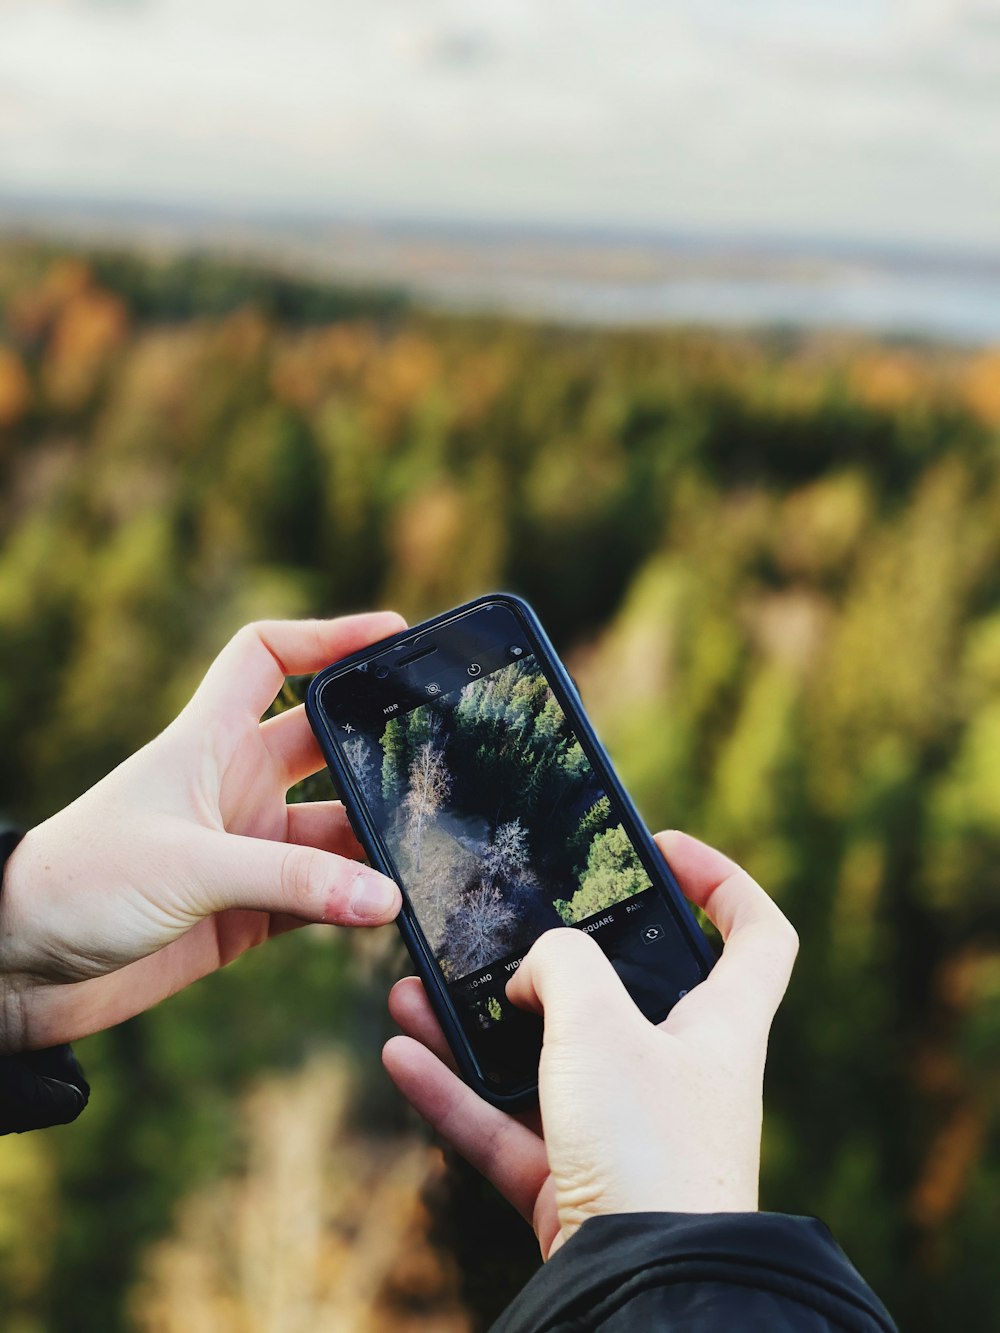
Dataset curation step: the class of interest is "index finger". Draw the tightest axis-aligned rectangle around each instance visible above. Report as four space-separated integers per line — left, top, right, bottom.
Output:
192 612 406 719
655 830 798 1029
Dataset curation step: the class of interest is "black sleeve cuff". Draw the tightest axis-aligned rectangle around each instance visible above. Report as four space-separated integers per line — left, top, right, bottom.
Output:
491 1212 897 1333
0 828 91 1135
0 1044 91 1134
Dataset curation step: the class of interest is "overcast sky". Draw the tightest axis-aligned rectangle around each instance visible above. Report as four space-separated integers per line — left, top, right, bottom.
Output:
1 0 998 253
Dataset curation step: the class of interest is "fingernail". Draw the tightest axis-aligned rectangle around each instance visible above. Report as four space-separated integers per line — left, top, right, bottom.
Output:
348 870 399 920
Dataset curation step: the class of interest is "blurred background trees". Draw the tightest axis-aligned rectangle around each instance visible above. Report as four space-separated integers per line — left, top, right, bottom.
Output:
1 240 998 1331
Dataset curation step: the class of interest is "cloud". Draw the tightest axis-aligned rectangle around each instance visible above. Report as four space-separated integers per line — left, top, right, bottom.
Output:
0 0 997 250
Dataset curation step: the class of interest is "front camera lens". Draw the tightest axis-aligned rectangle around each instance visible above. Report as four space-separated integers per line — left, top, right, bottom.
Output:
375 666 389 680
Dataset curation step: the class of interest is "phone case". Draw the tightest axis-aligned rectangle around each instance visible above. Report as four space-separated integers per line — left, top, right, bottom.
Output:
306 593 717 1110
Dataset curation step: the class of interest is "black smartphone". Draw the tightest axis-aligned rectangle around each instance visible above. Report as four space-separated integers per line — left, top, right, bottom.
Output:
306 594 716 1108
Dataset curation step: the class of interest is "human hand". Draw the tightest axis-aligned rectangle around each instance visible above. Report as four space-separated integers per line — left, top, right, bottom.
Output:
382 832 798 1259
0 613 405 1053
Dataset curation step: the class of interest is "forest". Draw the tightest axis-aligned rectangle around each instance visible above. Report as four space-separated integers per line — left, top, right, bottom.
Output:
0 238 998 1331
348 658 650 981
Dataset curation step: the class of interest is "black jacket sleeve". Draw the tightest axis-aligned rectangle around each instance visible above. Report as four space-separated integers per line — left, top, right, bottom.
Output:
491 1212 897 1333
0 829 90 1135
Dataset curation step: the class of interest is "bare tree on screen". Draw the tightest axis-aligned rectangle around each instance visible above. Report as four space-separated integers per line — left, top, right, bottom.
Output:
482 818 530 887
343 735 380 807
403 740 451 871
442 881 518 978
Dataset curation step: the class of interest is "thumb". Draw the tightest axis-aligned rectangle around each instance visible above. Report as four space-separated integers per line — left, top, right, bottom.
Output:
195 829 401 926
506 927 642 1044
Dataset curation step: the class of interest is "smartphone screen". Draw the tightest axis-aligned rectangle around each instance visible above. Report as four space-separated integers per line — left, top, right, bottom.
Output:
315 600 709 1098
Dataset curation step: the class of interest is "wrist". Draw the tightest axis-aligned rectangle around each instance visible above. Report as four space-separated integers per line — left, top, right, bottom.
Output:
0 831 32 1053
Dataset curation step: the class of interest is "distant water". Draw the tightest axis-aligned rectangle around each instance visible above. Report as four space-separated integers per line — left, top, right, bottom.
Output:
3 195 999 345
414 266 1000 345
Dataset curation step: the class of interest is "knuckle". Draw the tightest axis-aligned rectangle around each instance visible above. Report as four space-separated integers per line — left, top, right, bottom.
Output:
279 845 326 914
757 893 798 959
231 622 263 650
775 913 800 962
232 620 281 657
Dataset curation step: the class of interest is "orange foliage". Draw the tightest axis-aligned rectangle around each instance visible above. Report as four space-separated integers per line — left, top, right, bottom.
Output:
212 308 269 364
116 329 210 420
392 482 465 597
43 257 92 304
365 332 440 413
849 349 926 412
0 346 31 427
453 350 507 426
910 1103 985 1230
44 286 128 409
269 323 377 409
320 322 378 379
960 349 1000 426
5 258 93 342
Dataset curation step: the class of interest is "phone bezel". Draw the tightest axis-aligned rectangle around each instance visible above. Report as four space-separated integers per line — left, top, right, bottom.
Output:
306 592 716 1109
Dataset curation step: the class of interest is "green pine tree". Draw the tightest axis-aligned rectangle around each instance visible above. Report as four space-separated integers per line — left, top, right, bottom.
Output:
381 716 407 800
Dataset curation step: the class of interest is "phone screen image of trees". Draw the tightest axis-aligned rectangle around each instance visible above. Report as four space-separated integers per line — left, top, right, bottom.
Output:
346 657 653 982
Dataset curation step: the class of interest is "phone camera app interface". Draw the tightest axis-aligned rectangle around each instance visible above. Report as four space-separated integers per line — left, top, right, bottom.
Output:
330 608 703 1089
